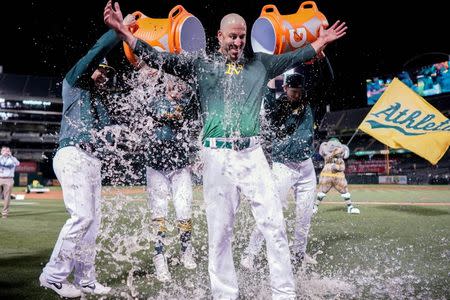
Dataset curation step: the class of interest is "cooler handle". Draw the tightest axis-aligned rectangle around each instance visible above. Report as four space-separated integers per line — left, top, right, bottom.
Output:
169 5 186 20
127 11 143 33
132 11 143 19
261 4 280 16
299 1 318 12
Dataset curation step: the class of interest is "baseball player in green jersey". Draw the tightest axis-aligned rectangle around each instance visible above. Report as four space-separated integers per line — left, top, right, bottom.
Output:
241 73 319 271
104 1 347 298
144 75 199 282
39 32 119 298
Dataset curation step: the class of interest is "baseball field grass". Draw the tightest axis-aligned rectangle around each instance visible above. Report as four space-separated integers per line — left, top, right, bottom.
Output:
0 184 449 299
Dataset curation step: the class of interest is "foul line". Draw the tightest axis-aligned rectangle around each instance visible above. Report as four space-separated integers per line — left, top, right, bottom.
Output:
321 201 450 206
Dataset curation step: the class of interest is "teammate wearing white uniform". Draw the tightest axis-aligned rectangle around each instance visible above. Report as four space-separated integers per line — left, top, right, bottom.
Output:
241 73 318 270
39 30 119 298
104 1 347 298
144 77 198 282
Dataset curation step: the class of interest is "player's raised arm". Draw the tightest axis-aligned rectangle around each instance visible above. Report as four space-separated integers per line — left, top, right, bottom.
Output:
259 20 347 79
103 0 194 80
310 20 347 54
104 0 137 49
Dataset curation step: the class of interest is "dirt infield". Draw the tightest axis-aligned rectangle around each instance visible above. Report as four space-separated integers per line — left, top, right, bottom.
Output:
15 190 62 200
350 185 450 191
15 186 147 200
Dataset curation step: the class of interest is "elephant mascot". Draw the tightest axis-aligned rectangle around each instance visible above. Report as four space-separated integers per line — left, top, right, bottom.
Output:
313 138 360 214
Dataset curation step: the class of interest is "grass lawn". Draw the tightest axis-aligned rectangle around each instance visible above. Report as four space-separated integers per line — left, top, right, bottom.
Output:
0 185 449 299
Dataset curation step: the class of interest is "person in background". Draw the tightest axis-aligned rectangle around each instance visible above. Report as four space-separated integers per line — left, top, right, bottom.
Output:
0 146 20 219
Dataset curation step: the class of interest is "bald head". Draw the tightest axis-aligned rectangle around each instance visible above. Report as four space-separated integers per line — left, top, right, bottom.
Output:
218 14 247 61
220 14 246 31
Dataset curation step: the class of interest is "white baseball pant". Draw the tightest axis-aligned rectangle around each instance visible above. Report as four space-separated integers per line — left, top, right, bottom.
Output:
202 145 296 300
42 146 102 286
146 166 193 220
245 158 316 258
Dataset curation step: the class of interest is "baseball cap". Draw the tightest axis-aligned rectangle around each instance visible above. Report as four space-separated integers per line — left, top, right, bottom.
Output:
98 58 116 76
284 73 305 89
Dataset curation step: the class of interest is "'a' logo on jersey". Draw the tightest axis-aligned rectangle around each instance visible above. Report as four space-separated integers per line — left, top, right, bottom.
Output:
225 63 243 76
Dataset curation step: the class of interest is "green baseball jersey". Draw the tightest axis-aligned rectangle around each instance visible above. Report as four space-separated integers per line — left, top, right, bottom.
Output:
264 88 314 163
145 96 198 171
132 41 316 141
59 30 120 153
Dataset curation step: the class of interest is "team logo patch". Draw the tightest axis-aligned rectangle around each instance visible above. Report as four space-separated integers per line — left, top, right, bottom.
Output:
225 63 243 75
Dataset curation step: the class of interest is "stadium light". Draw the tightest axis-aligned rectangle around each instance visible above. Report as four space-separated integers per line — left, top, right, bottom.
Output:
22 100 52 106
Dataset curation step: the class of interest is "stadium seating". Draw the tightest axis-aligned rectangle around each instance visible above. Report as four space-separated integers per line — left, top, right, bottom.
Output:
0 73 62 183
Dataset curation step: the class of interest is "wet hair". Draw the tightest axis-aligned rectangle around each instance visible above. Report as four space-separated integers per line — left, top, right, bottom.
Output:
285 73 305 89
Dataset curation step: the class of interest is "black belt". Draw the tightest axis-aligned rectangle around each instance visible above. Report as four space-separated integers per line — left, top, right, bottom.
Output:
203 137 260 151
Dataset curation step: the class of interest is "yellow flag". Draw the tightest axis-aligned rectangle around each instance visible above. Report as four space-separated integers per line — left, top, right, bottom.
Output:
358 78 450 165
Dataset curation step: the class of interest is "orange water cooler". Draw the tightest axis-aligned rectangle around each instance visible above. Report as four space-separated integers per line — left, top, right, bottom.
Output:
123 5 206 66
251 1 328 54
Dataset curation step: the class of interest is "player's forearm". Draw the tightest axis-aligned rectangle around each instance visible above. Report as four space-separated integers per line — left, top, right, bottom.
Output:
310 37 327 55
132 40 193 80
115 24 137 49
0 158 17 168
262 45 316 79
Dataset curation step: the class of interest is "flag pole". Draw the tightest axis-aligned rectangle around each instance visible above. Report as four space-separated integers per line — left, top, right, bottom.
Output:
385 145 390 175
346 129 360 147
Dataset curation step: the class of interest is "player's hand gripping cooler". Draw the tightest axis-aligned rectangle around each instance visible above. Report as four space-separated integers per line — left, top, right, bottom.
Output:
123 5 206 66
251 1 328 55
